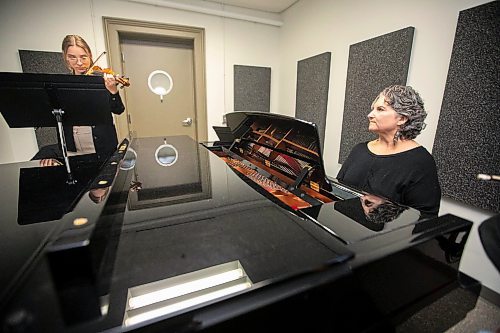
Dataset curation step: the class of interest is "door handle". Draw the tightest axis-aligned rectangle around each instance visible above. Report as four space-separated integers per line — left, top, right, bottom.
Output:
182 117 193 126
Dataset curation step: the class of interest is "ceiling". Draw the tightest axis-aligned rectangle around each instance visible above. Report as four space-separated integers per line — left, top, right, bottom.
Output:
202 0 299 13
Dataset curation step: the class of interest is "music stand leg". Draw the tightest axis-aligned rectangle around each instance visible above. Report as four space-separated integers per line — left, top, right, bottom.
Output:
52 109 77 185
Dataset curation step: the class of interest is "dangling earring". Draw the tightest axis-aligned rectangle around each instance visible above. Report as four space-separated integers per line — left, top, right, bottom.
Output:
393 128 401 145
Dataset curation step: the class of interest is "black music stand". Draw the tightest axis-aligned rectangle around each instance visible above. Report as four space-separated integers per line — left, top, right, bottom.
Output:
0 72 112 184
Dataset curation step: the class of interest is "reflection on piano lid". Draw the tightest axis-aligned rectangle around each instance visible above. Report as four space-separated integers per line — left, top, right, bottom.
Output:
123 260 252 327
121 147 137 170
18 142 128 225
17 162 103 225
334 196 406 232
126 136 212 210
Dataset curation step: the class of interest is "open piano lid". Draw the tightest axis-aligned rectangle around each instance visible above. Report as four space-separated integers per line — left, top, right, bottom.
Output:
225 111 332 192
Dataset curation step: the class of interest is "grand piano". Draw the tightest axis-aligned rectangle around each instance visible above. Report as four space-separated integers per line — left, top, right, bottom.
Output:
0 111 480 332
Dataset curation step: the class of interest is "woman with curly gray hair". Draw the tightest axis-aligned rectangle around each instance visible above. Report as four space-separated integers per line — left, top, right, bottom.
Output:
336 85 441 219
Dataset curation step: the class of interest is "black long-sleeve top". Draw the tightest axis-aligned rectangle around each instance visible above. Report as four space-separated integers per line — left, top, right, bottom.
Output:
336 142 441 219
64 92 125 159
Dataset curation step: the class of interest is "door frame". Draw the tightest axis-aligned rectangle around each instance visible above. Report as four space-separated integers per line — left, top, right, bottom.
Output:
103 17 208 142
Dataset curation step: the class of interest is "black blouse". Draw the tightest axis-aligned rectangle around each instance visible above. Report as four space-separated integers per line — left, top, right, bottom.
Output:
336 142 441 219
64 92 125 159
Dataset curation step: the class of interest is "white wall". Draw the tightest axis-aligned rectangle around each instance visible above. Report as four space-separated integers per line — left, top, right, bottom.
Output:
223 18 281 118
0 0 84 163
279 0 498 294
0 0 281 162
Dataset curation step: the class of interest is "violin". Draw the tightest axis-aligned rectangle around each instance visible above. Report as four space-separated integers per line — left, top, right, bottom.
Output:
87 65 130 88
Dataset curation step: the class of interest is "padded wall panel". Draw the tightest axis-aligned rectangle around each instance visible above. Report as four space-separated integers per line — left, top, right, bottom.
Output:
19 50 68 74
234 65 271 112
433 1 499 212
338 27 414 163
295 52 331 151
19 50 69 149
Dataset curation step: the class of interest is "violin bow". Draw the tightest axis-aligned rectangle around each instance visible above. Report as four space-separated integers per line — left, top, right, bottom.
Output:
85 51 107 75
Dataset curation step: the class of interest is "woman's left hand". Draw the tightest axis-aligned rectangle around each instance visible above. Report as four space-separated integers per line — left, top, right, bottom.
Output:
103 73 119 94
39 158 63 167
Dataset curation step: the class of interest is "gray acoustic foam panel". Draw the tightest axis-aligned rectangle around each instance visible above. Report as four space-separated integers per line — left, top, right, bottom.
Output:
18 50 69 149
295 52 331 151
19 50 68 74
433 1 499 213
234 65 271 112
338 27 414 164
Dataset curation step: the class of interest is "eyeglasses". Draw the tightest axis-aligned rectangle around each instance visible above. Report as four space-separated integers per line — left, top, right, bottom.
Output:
66 55 90 63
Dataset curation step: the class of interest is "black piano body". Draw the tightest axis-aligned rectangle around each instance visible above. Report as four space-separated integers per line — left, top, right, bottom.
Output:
0 112 480 333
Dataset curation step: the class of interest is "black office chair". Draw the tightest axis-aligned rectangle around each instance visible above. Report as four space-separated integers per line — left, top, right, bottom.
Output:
478 214 500 272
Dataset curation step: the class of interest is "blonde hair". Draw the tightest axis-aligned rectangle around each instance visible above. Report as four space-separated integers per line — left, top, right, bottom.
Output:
61 34 93 73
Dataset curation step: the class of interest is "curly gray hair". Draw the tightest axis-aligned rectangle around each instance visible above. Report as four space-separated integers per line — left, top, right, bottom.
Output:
379 85 427 141
365 200 406 224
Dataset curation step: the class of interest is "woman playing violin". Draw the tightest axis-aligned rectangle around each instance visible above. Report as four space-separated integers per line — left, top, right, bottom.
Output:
61 34 125 159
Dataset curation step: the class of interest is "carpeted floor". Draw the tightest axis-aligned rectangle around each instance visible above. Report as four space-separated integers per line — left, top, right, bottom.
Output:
445 297 500 333
396 291 500 333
